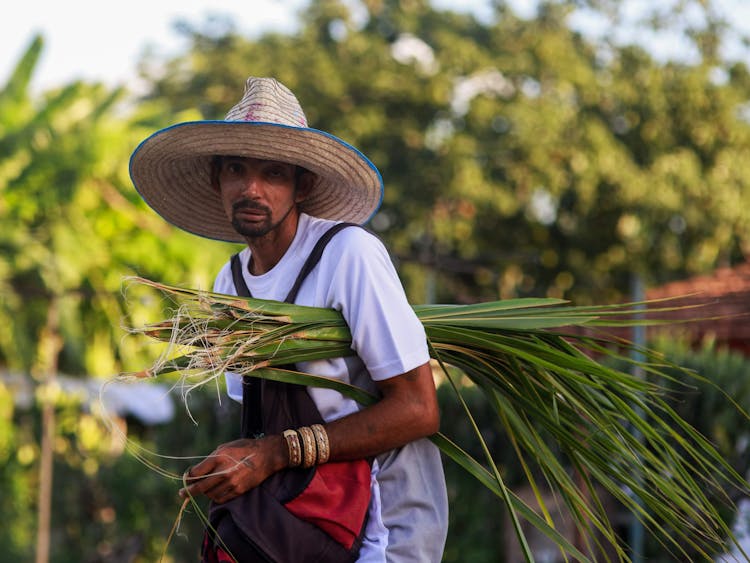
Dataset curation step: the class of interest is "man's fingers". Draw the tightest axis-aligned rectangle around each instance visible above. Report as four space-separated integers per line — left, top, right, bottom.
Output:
183 469 203 482
186 454 220 478
179 479 237 504
178 442 261 500
200 476 232 498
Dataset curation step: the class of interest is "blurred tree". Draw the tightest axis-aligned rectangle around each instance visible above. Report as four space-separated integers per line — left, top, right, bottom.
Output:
137 0 750 305
0 35 221 377
0 34 232 561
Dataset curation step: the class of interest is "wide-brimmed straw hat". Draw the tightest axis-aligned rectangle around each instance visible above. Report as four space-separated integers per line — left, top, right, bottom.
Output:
129 77 383 242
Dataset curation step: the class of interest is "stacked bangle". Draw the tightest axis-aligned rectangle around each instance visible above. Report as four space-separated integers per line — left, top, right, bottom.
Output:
297 426 317 468
282 424 331 468
283 429 302 467
311 424 330 464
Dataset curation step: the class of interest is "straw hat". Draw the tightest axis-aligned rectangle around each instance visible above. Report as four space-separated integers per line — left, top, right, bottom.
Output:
129 77 384 242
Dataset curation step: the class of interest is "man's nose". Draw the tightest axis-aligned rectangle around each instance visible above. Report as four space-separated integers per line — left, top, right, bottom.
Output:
241 173 262 196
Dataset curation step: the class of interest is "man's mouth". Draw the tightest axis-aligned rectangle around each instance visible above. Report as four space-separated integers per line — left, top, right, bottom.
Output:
235 208 265 218
232 201 269 220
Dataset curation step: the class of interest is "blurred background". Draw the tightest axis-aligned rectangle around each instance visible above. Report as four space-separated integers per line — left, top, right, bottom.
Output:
2 0 750 561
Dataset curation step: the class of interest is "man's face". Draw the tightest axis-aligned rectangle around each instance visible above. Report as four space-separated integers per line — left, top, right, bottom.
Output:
216 156 305 238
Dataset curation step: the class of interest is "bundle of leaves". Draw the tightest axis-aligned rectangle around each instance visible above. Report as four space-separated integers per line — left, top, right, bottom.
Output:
125 277 749 562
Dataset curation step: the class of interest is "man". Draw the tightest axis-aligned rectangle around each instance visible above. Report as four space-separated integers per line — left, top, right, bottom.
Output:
130 77 448 562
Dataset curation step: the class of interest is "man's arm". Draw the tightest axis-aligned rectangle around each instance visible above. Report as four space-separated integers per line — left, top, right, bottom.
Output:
325 361 439 459
179 361 438 504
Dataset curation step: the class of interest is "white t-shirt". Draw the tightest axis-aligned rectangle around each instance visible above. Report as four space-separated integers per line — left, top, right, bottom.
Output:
213 213 448 562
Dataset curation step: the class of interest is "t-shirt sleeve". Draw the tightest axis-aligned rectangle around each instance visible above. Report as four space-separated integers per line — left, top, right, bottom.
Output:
212 260 235 295
321 228 430 381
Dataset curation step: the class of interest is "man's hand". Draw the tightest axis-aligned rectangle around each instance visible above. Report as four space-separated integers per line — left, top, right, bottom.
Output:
178 435 287 504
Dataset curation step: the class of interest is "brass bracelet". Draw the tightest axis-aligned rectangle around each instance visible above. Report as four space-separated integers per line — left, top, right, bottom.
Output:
283 429 302 468
297 426 317 469
311 424 330 465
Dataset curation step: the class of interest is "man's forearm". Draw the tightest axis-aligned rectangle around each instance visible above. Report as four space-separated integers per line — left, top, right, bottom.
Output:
322 361 439 461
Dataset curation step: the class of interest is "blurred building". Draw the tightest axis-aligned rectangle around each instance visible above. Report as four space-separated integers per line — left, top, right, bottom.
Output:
1 372 175 425
645 260 750 356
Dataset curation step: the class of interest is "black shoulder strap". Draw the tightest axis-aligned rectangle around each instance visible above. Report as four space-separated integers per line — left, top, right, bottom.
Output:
283 222 358 303
230 253 250 297
230 221 359 438
230 221 359 303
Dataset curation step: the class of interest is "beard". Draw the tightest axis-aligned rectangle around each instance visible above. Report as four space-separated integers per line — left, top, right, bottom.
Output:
230 199 295 238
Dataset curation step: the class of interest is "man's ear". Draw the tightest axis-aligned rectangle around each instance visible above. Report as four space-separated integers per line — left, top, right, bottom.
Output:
295 170 315 203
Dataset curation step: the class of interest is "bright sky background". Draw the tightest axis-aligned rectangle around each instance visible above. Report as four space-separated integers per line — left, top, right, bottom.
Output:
3 0 750 94
2 0 308 91
0 0 499 92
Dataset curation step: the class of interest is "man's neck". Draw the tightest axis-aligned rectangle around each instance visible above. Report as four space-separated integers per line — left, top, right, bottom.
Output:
244 215 300 275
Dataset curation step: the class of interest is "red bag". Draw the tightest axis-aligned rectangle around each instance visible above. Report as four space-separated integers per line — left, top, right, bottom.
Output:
202 380 371 563
284 459 372 549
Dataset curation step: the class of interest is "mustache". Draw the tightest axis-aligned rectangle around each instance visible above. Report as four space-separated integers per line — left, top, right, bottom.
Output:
232 199 270 214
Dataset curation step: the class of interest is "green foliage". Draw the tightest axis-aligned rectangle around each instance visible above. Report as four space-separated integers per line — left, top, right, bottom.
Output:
0 35 232 376
661 340 750 472
0 34 239 563
602 338 750 561
0 384 35 560
0 379 241 562
439 338 750 562
610 336 750 481
438 381 510 562
46 393 239 562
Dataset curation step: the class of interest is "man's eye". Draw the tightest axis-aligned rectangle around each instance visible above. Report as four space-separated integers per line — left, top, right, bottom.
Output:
225 162 244 174
266 167 287 178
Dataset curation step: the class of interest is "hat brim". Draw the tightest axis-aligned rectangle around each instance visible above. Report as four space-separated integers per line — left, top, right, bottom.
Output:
129 121 384 242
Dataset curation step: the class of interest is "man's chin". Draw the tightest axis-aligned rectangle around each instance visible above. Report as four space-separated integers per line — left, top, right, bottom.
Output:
231 220 272 238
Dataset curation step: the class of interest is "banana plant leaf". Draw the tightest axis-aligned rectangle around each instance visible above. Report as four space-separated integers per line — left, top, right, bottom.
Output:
123 276 750 562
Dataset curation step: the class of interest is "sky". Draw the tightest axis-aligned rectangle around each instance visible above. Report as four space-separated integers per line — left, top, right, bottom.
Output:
0 0 499 93
3 0 750 94
2 0 311 91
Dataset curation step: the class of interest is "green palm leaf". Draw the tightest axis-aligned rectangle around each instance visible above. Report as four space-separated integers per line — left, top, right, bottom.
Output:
125 276 750 562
